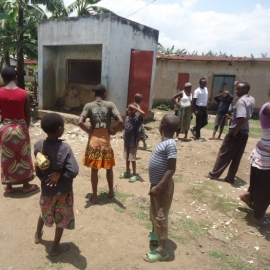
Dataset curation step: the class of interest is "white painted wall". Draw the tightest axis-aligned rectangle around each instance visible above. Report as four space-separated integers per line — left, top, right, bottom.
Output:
153 59 270 113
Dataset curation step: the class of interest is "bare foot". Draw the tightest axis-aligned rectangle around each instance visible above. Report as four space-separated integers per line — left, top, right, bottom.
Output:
239 193 253 209
85 193 99 204
35 231 43 244
209 137 215 140
50 243 70 257
4 185 13 193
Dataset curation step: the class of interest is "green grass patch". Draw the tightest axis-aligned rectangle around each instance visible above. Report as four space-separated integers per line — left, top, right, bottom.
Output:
187 180 240 216
132 210 148 220
179 216 209 237
168 231 186 244
114 206 125 213
115 191 131 201
174 173 184 183
190 117 261 139
145 221 152 230
208 250 255 270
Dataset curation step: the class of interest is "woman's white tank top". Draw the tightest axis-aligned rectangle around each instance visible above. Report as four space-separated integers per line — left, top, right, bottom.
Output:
180 91 192 107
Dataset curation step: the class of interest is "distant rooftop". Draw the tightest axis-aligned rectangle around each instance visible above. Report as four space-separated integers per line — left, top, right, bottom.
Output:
157 53 270 63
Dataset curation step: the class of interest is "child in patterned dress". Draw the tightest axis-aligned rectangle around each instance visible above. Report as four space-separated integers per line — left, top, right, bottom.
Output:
34 113 79 256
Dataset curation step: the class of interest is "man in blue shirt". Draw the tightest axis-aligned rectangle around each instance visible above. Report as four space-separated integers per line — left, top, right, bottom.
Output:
209 90 233 140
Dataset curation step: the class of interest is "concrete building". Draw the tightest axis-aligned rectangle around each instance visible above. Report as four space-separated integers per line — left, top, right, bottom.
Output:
0 58 37 84
38 14 159 115
153 54 270 113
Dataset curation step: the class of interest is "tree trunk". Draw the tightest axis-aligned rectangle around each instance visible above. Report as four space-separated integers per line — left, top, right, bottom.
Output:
4 49 11 67
17 6 25 89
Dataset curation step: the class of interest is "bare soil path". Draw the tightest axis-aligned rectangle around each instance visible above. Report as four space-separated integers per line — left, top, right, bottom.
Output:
0 110 269 270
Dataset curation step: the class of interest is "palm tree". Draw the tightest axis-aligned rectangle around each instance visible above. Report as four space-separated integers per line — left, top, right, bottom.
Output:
43 0 68 18
0 0 47 88
67 0 112 16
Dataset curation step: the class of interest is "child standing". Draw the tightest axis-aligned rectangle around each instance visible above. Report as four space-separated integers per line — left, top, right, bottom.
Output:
34 113 79 256
120 104 145 182
133 93 151 150
209 90 233 140
144 114 179 263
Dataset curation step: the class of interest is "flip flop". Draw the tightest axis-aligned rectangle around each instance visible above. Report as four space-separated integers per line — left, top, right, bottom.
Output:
22 184 39 194
143 250 169 263
239 194 253 209
85 193 99 204
144 145 151 150
149 231 159 246
120 172 131 179
107 193 115 199
252 217 270 228
129 175 139 182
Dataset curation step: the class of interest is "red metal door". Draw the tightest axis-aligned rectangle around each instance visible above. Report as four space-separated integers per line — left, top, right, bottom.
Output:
177 73 190 90
127 50 154 113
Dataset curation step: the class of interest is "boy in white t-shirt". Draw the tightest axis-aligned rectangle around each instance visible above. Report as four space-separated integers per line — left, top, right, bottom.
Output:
190 78 208 140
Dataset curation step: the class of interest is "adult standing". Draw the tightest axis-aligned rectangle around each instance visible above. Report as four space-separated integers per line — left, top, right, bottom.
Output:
78 84 123 204
205 82 255 184
0 67 37 194
239 102 270 228
190 78 208 140
172 82 193 140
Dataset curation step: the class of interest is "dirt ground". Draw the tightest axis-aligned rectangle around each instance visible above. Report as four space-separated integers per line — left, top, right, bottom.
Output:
0 110 270 270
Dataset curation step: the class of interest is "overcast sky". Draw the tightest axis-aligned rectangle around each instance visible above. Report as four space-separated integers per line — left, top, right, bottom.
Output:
63 0 270 57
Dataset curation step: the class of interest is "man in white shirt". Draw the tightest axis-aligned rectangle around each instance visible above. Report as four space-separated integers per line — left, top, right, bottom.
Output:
190 78 208 140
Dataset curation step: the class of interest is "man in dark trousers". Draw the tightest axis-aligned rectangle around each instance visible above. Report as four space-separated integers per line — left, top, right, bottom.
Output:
205 81 255 184
190 78 208 141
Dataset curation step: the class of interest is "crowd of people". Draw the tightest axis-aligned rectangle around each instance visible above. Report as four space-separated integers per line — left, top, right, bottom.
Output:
0 66 270 263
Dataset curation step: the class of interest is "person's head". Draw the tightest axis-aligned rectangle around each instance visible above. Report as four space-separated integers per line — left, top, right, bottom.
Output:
92 84 107 99
199 78 207 88
134 93 143 104
159 114 179 138
127 103 138 117
41 113 64 137
184 82 192 94
236 82 250 97
221 90 229 101
1 67 16 84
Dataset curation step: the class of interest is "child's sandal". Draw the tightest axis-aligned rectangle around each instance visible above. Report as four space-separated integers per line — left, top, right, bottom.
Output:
120 172 131 179
129 175 139 182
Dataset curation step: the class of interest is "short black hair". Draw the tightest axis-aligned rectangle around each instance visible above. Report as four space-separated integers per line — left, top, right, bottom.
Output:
1 67 16 82
93 84 106 97
199 77 206 83
41 113 64 134
239 82 250 91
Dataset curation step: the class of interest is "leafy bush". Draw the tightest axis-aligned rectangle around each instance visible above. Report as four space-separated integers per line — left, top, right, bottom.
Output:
154 101 172 111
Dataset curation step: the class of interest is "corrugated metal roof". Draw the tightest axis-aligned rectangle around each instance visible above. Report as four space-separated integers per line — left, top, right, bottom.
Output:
24 59 38 64
157 53 270 63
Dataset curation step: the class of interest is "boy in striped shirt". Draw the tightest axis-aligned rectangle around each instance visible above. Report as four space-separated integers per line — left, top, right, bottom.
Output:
144 114 179 263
